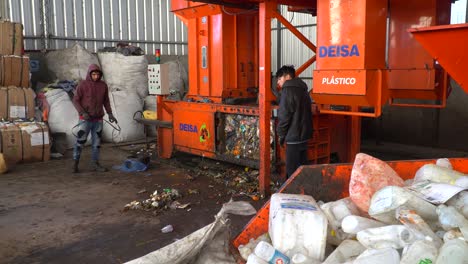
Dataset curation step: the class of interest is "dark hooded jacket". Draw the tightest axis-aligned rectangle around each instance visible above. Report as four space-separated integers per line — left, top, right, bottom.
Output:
277 77 313 143
73 64 112 120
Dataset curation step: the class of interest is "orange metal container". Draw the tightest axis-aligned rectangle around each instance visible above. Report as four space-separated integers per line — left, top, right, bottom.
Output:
232 157 468 261
312 0 389 117
409 23 468 94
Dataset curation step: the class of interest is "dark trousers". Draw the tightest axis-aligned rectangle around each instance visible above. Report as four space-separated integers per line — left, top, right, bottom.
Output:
286 142 308 178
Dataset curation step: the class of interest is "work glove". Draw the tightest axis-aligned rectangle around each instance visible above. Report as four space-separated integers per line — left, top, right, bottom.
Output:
81 112 90 120
108 114 118 124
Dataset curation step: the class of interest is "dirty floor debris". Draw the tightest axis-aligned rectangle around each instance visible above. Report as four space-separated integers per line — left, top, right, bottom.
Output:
0 144 264 264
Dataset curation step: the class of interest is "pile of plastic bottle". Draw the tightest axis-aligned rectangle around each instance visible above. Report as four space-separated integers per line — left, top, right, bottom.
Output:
238 153 468 264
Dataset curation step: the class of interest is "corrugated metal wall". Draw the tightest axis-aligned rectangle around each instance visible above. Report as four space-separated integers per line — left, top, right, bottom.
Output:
3 0 188 55
272 6 317 88
3 2 317 84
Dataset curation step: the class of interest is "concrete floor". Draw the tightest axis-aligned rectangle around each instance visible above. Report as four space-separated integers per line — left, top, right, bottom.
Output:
0 145 263 264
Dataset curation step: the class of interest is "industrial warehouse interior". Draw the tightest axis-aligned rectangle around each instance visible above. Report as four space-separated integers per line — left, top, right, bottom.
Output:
1 0 468 263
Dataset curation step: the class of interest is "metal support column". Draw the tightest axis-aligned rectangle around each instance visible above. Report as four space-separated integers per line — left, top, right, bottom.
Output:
259 0 275 196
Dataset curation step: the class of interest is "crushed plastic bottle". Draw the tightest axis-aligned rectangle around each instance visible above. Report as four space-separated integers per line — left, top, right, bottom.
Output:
368 186 438 224
443 229 465 242
435 238 468 264
353 248 400 264
396 207 443 248
269 193 327 260
349 153 405 212
341 215 386 234
239 233 271 261
357 225 416 249
323 239 366 264
436 204 468 239
246 254 269 264
321 198 360 245
326 226 353 246
161 225 174 233
446 191 468 219
321 198 361 228
436 158 453 169
436 230 446 240
291 253 320 264
400 240 438 264
414 164 468 188
254 241 290 264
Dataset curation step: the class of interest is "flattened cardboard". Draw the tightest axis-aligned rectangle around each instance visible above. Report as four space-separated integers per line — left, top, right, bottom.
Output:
0 123 22 164
0 21 23 56
0 56 30 87
0 88 6 120
0 86 35 120
17 122 50 162
0 122 50 164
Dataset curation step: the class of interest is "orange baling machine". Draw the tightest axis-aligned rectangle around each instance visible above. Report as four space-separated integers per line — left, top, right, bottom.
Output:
158 0 467 195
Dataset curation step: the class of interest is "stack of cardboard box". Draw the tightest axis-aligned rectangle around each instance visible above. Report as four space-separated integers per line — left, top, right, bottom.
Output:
0 20 29 87
0 20 50 166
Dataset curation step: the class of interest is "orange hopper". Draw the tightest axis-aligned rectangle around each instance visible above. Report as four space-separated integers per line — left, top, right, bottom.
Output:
409 23 468 93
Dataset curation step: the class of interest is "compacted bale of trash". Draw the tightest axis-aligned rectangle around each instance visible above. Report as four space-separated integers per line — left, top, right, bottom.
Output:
223 114 274 160
238 153 468 264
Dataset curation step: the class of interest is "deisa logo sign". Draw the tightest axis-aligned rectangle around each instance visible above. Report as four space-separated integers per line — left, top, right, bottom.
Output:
318 44 360 58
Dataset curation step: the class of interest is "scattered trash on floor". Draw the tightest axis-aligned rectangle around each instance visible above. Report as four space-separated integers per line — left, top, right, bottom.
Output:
124 188 182 214
161 225 174 233
113 158 149 172
187 189 200 195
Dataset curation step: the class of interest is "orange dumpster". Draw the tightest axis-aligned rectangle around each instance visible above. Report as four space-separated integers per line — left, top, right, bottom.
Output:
231 157 468 262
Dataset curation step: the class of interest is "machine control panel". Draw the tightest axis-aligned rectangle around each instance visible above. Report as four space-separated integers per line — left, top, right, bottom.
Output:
148 64 170 95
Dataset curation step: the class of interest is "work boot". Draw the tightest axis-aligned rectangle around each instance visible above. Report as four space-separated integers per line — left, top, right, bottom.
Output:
73 160 79 173
91 161 108 172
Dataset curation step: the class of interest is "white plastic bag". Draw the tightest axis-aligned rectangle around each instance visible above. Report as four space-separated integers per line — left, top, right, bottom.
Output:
166 60 188 99
103 91 145 143
46 43 100 81
125 200 257 264
45 89 89 148
98 52 149 99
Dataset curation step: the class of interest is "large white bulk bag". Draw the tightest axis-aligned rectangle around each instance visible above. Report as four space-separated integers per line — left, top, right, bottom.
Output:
98 52 149 99
103 91 144 143
45 89 89 148
46 43 100 81
166 60 188 99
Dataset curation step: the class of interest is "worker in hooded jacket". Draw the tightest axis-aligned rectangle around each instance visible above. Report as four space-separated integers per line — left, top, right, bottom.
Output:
276 65 313 178
72 64 117 173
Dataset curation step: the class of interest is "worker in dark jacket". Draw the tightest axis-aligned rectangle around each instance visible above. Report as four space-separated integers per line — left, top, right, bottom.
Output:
276 65 313 178
72 64 117 173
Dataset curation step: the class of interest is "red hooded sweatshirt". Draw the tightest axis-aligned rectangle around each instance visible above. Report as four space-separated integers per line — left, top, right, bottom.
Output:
73 64 112 120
